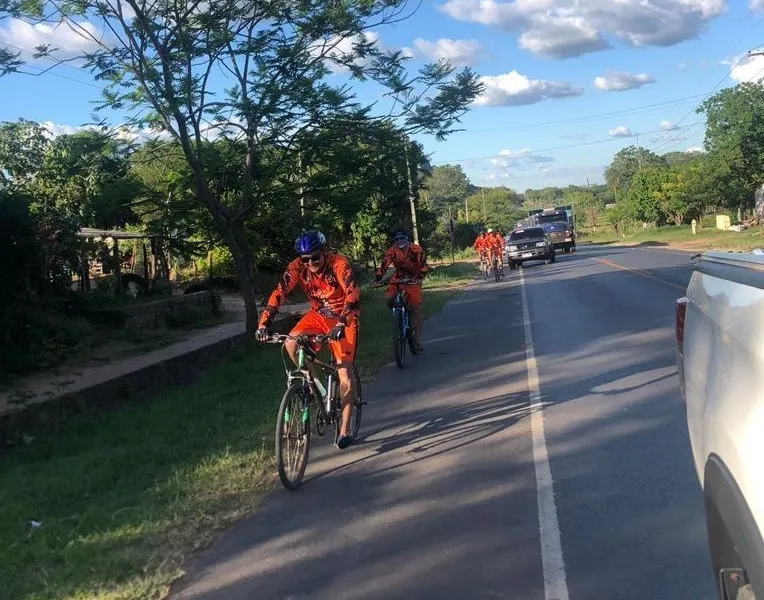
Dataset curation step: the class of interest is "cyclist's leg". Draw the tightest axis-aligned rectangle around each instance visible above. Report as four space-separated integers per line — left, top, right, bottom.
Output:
405 284 424 350
330 323 358 444
285 311 325 367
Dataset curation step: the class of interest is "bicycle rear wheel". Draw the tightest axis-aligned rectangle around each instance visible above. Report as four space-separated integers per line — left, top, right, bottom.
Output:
275 383 311 490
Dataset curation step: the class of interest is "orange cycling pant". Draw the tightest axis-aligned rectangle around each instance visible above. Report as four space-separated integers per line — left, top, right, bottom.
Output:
385 283 423 309
290 310 358 365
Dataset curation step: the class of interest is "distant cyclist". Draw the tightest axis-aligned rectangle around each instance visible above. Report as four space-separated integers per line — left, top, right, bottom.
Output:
486 228 505 278
473 230 490 275
373 229 430 351
255 230 360 450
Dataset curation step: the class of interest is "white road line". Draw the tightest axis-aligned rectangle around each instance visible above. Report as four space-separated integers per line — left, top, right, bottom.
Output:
519 267 569 600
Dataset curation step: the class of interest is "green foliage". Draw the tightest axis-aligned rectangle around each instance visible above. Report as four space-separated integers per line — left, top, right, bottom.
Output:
605 146 667 196
424 164 470 212
699 82 764 210
465 187 523 232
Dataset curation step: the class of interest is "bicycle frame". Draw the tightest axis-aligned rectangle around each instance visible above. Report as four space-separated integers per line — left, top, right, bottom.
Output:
270 334 339 420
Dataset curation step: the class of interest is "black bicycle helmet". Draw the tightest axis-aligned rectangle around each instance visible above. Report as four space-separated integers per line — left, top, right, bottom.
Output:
392 229 409 241
294 230 326 254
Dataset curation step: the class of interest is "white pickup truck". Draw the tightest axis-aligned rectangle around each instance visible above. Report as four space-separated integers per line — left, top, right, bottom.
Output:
677 250 764 600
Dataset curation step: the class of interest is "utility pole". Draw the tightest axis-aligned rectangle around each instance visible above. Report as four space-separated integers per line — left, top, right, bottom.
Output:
298 151 306 217
465 196 470 222
481 187 486 221
402 137 420 244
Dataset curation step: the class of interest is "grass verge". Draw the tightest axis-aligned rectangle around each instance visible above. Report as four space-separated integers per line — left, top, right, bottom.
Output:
580 225 764 252
0 260 478 600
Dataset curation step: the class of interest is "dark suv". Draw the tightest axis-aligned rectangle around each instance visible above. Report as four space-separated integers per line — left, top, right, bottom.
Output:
505 227 556 269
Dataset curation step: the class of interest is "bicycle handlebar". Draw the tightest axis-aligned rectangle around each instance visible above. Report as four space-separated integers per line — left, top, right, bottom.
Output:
371 278 421 288
262 333 332 344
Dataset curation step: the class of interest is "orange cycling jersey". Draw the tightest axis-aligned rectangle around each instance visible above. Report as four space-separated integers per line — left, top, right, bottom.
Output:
375 243 430 283
259 252 360 328
487 233 504 255
473 234 487 254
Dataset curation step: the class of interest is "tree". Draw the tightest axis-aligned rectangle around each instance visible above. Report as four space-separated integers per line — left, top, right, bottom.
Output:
565 190 602 231
699 82 764 212
662 151 703 167
1 0 482 334
605 146 667 197
625 167 671 224
0 119 49 186
466 187 523 231
424 164 470 213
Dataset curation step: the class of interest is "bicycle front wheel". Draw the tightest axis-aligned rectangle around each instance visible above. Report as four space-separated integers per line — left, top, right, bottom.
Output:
350 363 364 439
393 309 406 369
275 383 311 491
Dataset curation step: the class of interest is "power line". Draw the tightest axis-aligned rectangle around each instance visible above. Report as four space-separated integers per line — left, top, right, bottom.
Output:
431 122 702 165
649 16 764 154
459 93 708 136
0 41 105 89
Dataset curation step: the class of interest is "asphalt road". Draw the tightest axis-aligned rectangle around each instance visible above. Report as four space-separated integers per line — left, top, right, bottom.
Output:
171 244 716 600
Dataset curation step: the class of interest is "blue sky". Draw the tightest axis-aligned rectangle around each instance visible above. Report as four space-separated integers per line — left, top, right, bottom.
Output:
2 0 764 191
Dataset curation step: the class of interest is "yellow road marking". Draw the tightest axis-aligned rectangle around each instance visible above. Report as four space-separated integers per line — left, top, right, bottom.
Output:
595 257 687 292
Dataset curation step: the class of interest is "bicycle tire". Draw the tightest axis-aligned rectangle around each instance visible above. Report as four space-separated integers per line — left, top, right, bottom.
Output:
393 309 406 368
494 262 500 282
407 311 418 355
350 364 364 439
275 383 311 491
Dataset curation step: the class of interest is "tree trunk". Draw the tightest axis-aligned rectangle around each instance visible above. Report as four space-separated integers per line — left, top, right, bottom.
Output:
403 141 420 244
227 219 260 336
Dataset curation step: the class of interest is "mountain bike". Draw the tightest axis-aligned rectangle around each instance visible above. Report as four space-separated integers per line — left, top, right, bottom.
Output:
491 253 502 282
263 333 364 490
372 278 419 369
481 254 490 279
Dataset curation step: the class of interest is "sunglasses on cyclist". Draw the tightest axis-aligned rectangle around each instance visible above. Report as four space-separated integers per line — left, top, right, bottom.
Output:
300 251 323 264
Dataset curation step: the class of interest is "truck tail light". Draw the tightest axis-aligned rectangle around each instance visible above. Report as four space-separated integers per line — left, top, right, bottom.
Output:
676 297 689 351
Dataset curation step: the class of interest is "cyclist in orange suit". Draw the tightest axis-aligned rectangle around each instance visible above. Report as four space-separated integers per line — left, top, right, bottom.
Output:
486 228 505 278
373 229 430 351
256 230 360 449
473 230 490 274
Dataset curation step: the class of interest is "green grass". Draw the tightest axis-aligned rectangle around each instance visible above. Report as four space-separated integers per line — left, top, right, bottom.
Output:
580 224 764 251
0 260 478 600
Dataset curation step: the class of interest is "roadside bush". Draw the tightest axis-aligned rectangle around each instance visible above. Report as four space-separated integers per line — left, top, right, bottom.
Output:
0 302 92 378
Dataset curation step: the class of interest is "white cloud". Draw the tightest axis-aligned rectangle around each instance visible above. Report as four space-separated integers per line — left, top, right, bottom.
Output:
519 15 609 58
687 146 705 153
41 121 88 137
728 53 764 83
438 0 726 59
311 31 382 74
0 18 103 61
609 125 633 138
660 120 680 131
474 70 583 107
411 38 486 66
594 70 655 91
488 147 554 178
750 0 764 13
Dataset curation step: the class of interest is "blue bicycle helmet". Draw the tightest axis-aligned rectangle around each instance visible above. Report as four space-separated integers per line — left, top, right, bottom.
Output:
294 230 326 254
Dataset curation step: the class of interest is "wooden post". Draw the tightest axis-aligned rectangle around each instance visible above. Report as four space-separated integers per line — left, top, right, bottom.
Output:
112 237 122 294
142 242 150 290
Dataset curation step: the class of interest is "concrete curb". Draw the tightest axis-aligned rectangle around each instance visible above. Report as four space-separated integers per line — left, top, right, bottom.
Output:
0 313 301 447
